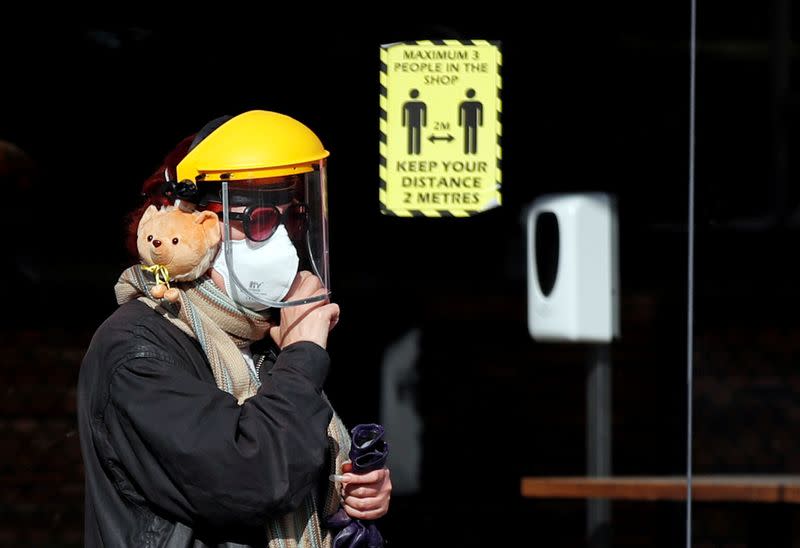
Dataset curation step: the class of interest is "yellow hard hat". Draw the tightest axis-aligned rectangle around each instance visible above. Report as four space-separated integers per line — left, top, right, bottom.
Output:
176 110 330 183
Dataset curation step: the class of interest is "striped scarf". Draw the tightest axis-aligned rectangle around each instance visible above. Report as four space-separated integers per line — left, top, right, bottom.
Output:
115 265 350 547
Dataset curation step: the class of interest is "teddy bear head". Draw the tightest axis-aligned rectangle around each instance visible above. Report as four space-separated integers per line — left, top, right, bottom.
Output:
136 205 221 282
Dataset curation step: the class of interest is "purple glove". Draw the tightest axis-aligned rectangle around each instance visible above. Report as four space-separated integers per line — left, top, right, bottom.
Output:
325 424 389 548
350 424 389 473
327 508 382 548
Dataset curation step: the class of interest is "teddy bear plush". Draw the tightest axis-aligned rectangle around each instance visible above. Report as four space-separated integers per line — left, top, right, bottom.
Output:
136 204 221 302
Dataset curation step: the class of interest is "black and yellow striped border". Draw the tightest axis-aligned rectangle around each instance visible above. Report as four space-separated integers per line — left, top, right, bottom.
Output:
379 39 502 217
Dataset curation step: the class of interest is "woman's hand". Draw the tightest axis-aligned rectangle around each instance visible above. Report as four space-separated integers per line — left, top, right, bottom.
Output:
269 271 339 349
340 462 392 520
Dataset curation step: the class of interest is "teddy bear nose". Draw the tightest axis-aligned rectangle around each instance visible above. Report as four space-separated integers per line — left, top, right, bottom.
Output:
152 239 162 248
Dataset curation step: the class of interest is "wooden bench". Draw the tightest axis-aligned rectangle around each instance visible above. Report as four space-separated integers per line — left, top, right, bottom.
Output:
521 475 800 503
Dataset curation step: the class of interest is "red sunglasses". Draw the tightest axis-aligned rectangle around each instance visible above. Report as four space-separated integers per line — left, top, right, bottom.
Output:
206 201 308 242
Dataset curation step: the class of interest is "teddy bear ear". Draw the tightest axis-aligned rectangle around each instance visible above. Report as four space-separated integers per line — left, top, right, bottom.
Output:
195 210 222 247
138 205 159 235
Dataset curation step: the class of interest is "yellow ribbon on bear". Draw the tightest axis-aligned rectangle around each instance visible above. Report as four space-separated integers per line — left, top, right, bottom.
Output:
141 264 171 288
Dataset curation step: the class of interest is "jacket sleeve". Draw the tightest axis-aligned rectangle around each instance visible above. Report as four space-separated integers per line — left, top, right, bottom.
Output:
103 341 333 529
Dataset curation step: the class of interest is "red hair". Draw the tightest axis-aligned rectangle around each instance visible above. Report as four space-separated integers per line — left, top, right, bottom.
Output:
124 134 196 259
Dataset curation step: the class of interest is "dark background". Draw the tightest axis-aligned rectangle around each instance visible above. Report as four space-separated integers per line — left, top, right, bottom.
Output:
2 5 800 546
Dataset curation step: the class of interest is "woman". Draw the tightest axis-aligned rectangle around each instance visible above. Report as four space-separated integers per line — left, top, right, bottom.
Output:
78 111 391 547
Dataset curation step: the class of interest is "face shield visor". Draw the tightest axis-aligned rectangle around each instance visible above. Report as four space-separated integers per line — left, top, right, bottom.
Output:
198 161 329 309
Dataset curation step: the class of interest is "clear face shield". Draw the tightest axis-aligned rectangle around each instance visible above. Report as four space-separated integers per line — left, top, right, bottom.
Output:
201 161 329 310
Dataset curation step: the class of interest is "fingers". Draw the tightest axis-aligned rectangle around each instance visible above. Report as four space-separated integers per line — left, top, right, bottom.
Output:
343 484 381 498
278 300 339 348
287 271 322 300
342 505 387 521
327 303 340 331
340 468 387 485
296 301 338 327
342 498 389 520
282 271 313 301
274 272 337 349
297 271 323 295
338 468 391 520
340 469 391 507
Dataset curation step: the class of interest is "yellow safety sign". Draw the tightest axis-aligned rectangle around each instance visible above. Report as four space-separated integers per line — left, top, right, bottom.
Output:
380 40 502 217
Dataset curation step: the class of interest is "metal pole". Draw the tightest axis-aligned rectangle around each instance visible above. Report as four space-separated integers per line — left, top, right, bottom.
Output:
587 343 612 548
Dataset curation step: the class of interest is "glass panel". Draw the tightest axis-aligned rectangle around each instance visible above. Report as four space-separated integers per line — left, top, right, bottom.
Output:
0 19 699 547
693 2 800 546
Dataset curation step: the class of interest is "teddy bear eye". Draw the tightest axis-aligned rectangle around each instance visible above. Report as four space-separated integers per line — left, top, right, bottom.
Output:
172 238 179 245
147 235 153 242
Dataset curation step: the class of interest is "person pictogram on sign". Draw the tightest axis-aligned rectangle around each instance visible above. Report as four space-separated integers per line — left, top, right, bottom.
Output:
458 88 483 154
402 89 427 155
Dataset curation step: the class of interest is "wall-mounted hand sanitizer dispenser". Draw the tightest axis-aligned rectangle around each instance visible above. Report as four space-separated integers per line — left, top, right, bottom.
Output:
526 193 620 342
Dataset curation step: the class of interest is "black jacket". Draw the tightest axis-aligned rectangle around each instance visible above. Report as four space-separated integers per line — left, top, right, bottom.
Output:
77 300 334 547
